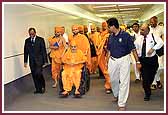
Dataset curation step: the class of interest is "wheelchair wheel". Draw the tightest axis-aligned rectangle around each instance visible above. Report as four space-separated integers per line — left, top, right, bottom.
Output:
85 68 90 92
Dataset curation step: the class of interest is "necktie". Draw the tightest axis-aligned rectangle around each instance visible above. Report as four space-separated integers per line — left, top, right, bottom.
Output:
31 37 34 43
31 37 35 46
141 36 146 58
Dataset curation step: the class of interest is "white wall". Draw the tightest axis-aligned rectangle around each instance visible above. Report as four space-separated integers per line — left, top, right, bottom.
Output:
3 4 93 84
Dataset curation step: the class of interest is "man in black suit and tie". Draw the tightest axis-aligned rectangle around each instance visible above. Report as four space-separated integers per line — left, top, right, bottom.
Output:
24 28 48 94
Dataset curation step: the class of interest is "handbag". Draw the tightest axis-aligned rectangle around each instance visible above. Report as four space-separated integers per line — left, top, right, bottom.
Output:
151 33 164 56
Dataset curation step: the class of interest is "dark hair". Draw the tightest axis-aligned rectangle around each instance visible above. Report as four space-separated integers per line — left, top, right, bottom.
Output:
28 27 36 33
132 22 139 28
106 17 119 29
151 16 158 20
150 16 158 22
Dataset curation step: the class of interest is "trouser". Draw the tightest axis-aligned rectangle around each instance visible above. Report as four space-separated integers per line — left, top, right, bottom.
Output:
152 55 164 84
130 53 140 80
139 55 159 96
91 56 98 74
98 51 111 89
108 55 130 107
30 62 45 92
51 59 61 80
62 69 82 93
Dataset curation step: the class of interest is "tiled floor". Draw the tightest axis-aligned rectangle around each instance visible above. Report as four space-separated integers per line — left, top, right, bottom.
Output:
4 66 164 112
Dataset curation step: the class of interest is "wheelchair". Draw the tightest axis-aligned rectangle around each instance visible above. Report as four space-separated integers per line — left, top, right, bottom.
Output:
58 64 90 96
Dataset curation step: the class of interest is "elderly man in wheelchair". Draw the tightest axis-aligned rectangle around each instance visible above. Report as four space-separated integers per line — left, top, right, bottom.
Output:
59 40 89 98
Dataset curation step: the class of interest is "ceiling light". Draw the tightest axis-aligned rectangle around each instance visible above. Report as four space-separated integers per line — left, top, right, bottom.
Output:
99 7 140 12
120 8 140 10
93 5 116 8
118 4 144 7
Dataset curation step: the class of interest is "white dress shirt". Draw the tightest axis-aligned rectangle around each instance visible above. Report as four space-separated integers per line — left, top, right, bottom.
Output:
150 25 164 37
63 33 69 43
130 31 141 41
134 33 163 57
31 35 36 43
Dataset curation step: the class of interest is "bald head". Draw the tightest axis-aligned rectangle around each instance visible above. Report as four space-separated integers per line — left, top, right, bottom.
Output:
140 23 150 37
90 25 96 33
72 25 79 35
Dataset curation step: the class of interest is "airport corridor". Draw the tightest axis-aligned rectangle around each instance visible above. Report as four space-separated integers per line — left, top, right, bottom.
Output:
4 65 164 111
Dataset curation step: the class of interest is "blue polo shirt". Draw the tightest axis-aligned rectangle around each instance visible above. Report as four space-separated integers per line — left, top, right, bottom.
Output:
107 30 135 58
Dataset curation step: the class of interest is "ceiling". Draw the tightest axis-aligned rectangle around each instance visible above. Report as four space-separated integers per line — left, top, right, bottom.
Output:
4 4 79 20
75 4 163 26
4 3 164 26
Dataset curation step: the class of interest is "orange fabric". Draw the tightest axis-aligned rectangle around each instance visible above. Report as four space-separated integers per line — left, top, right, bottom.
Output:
62 69 81 92
97 32 109 56
98 50 111 89
51 59 61 80
68 33 91 72
98 31 111 89
102 22 108 27
61 48 87 92
48 36 66 63
78 25 84 34
89 32 101 55
48 35 66 80
89 31 101 73
62 48 87 66
100 30 109 39
55 26 64 33
72 25 79 29
91 57 98 74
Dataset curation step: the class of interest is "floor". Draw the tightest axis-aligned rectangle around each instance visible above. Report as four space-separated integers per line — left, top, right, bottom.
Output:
4 65 164 112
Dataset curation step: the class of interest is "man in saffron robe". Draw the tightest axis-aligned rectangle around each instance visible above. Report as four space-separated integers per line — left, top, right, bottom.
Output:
48 26 67 88
61 40 87 97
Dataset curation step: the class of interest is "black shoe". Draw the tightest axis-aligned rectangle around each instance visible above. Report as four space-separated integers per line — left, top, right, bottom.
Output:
144 95 150 101
59 92 69 98
74 94 82 98
135 79 140 83
156 81 163 89
34 90 43 94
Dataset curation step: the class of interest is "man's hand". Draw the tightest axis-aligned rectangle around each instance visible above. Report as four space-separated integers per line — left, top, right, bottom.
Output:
147 48 154 56
24 63 27 68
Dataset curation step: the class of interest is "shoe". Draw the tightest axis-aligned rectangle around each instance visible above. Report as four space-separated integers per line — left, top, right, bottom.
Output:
34 90 43 94
42 88 45 93
151 84 157 90
135 79 140 83
59 91 69 98
118 106 126 111
112 96 118 102
144 95 150 101
74 94 82 98
156 81 163 89
105 89 112 94
52 82 57 88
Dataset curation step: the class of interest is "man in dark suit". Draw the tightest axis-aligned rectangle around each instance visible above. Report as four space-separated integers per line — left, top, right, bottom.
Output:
24 28 48 94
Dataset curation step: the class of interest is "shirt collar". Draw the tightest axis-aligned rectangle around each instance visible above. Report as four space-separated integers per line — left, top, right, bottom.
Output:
31 35 36 40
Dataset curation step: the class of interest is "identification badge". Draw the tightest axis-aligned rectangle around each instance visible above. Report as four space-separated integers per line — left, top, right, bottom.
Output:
119 38 122 42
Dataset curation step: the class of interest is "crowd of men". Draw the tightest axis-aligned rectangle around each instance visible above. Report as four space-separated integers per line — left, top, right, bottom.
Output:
24 16 164 111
